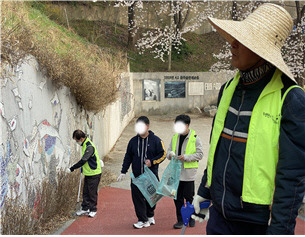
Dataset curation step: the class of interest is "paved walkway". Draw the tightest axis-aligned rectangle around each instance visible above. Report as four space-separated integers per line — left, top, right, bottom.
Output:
61 186 305 235
61 115 305 235
62 187 207 235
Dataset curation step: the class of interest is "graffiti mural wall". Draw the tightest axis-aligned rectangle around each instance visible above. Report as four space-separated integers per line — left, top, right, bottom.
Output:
0 56 134 208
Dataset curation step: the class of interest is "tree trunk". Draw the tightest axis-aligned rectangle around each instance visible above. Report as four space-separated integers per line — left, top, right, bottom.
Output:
232 1 238 20
295 1 305 24
127 2 136 49
168 0 173 72
296 1 301 24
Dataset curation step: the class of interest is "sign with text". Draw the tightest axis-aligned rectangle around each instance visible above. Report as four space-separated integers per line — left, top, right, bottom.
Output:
213 83 222 90
189 82 204 96
164 75 200 80
205 83 213 91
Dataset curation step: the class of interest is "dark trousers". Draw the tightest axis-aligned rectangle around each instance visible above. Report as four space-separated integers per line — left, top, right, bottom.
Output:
174 181 195 222
131 182 156 222
206 205 268 235
81 173 101 212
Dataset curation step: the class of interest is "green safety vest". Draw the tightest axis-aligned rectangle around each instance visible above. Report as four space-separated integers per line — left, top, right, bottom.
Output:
207 69 303 205
82 138 102 176
172 129 199 169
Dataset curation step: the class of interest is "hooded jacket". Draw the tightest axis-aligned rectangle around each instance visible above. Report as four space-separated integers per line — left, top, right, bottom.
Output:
121 131 166 178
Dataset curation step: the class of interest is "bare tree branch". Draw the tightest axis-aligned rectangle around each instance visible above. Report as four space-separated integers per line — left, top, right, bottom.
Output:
181 3 190 30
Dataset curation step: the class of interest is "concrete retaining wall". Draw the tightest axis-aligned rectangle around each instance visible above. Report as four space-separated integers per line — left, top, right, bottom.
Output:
131 71 234 115
0 56 134 206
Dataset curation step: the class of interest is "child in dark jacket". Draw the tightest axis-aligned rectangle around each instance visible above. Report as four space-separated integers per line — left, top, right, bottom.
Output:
117 116 166 229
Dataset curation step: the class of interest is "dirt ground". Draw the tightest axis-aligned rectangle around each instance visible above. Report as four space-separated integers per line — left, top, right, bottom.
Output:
105 114 213 192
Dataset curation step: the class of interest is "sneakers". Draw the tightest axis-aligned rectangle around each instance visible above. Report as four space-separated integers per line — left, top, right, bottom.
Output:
173 221 184 229
133 221 150 229
76 209 89 216
76 209 96 217
189 218 196 227
88 211 97 218
148 217 155 225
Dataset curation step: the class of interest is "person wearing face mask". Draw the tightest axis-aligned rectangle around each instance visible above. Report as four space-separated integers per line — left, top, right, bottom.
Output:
69 129 102 218
117 116 167 229
192 4 305 235
166 114 204 229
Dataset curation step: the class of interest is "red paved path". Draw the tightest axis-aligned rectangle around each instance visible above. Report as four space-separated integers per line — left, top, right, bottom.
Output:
62 187 305 235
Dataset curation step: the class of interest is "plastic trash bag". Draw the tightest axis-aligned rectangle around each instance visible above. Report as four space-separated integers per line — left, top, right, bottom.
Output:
157 157 182 199
130 165 163 208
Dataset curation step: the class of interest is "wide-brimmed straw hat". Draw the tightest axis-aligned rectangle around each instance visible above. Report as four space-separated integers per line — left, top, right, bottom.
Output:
208 3 295 82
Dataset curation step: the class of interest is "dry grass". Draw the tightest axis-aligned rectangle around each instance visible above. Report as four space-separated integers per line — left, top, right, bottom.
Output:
1 1 127 111
1 197 39 235
99 168 117 190
1 169 80 235
103 154 113 163
1 166 117 235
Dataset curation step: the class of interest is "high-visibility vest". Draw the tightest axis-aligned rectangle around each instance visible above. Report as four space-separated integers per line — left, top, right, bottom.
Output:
172 129 199 169
82 138 102 176
207 69 303 205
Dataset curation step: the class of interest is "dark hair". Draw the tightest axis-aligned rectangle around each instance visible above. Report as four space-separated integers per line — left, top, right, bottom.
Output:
136 116 150 125
72 130 86 140
175 114 191 125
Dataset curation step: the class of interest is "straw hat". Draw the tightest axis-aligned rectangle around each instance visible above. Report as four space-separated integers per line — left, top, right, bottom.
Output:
208 3 295 82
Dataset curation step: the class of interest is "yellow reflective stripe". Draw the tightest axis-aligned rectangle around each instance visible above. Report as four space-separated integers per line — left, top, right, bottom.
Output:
153 140 167 165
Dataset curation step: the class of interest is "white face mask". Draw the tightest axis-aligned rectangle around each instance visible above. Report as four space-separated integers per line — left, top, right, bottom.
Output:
135 121 147 135
76 141 82 146
174 121 187 134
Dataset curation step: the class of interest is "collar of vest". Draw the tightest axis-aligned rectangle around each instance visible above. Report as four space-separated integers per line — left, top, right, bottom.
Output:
82 137 89 146
175 129 196 139
188 129 196 138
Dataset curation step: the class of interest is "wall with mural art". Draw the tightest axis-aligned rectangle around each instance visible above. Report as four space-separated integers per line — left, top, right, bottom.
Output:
0 56 134 208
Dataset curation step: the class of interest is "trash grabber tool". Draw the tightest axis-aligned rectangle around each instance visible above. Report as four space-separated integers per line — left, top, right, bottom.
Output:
180 200 210 235
77 168 82 203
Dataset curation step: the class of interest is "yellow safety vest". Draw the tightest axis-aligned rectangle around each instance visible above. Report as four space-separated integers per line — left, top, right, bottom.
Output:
172 129 199 169
82 138 102 176
207 69 303 205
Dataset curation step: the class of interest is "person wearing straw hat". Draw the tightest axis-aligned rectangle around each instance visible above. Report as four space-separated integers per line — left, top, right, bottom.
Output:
192 3 305 235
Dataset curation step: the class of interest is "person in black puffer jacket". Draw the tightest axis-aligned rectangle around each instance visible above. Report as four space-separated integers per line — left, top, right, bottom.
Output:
117 116 166 229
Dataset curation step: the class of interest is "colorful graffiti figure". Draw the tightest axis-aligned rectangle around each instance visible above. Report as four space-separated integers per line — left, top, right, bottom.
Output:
0 141 11 207
29 120 67 184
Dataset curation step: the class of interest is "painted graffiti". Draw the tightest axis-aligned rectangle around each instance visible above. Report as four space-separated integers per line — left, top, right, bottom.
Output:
0 142 10 207
26 120 67 186
1 75 70 208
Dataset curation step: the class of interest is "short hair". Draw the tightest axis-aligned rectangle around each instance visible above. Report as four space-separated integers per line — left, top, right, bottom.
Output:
72 130 86 140
175 114 191 125
136 116 150 125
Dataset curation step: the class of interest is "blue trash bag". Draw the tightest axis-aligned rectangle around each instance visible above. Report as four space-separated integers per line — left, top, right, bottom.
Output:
157 157 182 200
130 165 163 208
